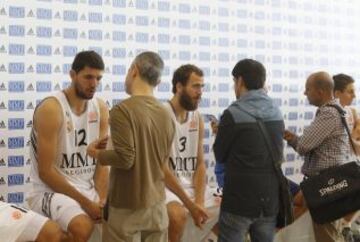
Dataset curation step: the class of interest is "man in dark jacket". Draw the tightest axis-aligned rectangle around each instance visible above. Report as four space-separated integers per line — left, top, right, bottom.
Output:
214 59 284 242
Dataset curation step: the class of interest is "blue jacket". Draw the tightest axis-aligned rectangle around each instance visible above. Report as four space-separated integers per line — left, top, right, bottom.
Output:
214 89 284 217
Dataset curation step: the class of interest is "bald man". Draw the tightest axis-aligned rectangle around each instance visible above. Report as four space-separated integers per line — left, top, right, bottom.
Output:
284 72 351 242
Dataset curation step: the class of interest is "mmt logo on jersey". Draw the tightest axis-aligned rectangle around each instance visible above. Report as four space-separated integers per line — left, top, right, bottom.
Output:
8 156 24 167
8 137 24 149
8 192 24 203
8 100 25 111
8 118 25 130
8 174 24 186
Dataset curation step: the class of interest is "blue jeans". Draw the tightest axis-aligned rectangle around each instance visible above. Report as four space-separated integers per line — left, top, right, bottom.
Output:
218 210 277 242
214 162 225 188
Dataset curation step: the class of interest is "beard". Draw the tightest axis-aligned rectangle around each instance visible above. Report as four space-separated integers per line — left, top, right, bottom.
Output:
74 81 94 100
179 91 200 111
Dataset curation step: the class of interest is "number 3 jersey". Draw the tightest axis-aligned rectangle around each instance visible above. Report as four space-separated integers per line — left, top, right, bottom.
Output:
164 102 200 189
29 91 100 195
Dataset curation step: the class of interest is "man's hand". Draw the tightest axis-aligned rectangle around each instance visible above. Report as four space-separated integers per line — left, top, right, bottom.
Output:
188 202 209 229
87 136 108 159
81 199 102 221
210 120 218 135
87 140 99 159
96 136 108 149
284 130 296 142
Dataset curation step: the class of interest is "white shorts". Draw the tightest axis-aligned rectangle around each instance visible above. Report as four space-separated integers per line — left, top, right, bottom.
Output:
27 188 99 231
165 186 217 208
0 202 48 242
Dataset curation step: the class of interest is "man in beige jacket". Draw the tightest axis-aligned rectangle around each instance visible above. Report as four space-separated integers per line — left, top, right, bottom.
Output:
87 51 208 242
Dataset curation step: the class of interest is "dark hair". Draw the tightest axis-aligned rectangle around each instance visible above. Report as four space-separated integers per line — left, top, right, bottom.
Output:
231 59 266 90
133 51 164 86
172 64 203 94
333 73 355 92
71 51 104 73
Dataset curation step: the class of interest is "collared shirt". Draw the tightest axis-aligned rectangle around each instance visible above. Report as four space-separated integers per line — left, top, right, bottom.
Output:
288 99 351 177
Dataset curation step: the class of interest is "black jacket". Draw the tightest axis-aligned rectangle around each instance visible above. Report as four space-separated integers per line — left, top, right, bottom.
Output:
214 89 284 217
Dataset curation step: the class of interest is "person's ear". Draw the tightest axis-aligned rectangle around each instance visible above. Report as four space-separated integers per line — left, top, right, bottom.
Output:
69 70 76 80
176 82 183 94
131 64 138 78
334 90 341 98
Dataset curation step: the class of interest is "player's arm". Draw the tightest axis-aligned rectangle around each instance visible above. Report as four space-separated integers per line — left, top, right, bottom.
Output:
193 115 206 207
35 98 101 220
93 98 109 205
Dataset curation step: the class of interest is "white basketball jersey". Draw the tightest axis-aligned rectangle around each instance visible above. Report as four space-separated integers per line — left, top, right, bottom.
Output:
164 102 200 189
30 92 100 194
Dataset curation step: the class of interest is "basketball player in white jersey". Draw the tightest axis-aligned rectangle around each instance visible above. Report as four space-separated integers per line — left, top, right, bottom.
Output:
0 201 64 242
164 64 219 242
27 51 109 242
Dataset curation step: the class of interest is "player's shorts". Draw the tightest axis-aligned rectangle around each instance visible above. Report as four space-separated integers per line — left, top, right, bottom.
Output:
0 201 48 242
27 188 98 231
165 186 217 208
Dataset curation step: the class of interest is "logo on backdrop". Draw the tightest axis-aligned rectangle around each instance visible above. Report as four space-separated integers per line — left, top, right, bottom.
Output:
8 174 25 186
8 118 25 130
8 192 24 203
0 120 6 129
0 177 6 185
8 156 24 167
8 137 24 149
